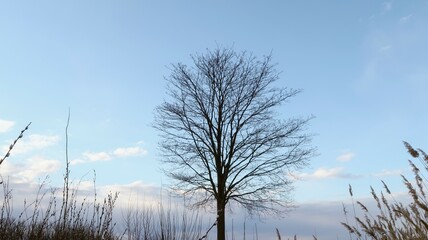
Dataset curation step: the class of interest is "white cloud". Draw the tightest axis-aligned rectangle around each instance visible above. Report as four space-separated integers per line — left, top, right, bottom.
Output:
0 119 15 133
0 156 61 183
69 152 113 165
72 144 148 165
83 151 112 162
70 158 86 165
70 151 112 165
296 167 360 180
2 134 60 155
336 152 355 162
309 167 344 179
113 147 147 158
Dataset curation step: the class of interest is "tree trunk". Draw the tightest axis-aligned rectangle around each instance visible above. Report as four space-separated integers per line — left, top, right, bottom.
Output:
217 198 226 240
217 169 226 240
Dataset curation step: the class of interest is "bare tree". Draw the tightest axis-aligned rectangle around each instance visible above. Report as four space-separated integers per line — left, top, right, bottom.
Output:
154 48 314 240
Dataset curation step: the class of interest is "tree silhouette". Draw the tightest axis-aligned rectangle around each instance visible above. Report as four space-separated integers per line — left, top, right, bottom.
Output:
155 48 314 240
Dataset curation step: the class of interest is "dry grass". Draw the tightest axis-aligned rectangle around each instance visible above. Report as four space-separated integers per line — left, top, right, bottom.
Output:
123 200 203 240
0 122 207 240
342 141 428 239
0 122 119 240
0 179 119 240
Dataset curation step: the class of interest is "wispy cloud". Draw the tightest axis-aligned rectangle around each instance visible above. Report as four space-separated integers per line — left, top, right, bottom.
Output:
0 119 15 133
2 134 60 155
336 152 355 162
296 167 361 180
379 45 392 52
399 14 413 24
373 169 404 178
382 1 392 14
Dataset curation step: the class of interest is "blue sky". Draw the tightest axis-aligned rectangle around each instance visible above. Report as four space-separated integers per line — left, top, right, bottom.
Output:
1 1 428 239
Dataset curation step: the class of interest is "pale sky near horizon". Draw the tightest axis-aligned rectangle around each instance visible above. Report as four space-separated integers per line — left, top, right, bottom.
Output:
1 1 428 239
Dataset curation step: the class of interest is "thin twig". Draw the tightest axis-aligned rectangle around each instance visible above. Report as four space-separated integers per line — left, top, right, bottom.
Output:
198 218 217 240
0 122 31 166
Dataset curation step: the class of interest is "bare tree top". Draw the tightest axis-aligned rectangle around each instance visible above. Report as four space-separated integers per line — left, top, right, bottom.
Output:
155 48 314 217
